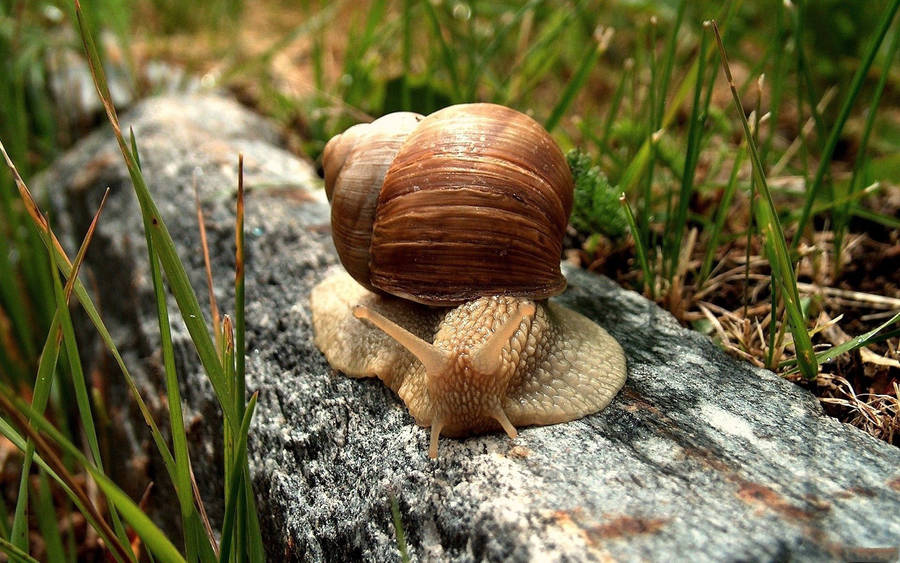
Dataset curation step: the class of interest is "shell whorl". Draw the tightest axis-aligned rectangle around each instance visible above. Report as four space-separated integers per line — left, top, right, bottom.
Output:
323 112 424 291
322 103 574 305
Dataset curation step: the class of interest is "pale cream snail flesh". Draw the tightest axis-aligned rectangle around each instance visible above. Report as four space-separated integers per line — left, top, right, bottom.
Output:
310 103 626 458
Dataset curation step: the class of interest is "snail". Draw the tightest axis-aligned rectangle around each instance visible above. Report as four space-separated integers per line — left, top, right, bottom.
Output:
310 103 626 458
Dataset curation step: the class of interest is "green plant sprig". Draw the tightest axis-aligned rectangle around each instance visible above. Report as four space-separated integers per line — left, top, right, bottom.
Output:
710 19 818 380
0 384 184 563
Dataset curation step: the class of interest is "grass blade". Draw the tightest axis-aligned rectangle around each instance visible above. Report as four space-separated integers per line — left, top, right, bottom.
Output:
340 0 386 103
600 59 631 150
190 467 219 559
619 0 737 195
0 390 131 563
654 0 686 128
544 31 605 133
390 495 410 563
234 155 247 419
401 0 412 109
850 206 900 230
0 240 35 365
766 276 780 369
0 537 40 563
219 1 342 83
421 0 461 101
665 27 710 280
232 155 264 561
0 416 115 562
241 460 265 562
619 193 653 297
785 312 900 371
790 0 827 154
0 495 9 542
792 0 900 246
8 309 62 551
131 128 214 560
464 0 540 100
698 142 747 288
786 181 882 220
217 392 258 563
34 472 65 563
143 197 204 559
618 138 654 195
501 5 575 106
0 385 184 563
1 136 180 476
194 173 221 343
221 316 238 561
0 137 183 547
761 2 789 164
640 17 659 255
711 20 817 379
74 0 236 430
6 183 119 552
835 23 900 265
41 194 134 557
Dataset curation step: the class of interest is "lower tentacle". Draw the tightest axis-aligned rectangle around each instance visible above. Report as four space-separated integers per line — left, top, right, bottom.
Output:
492 408 518 439
429 421 445 459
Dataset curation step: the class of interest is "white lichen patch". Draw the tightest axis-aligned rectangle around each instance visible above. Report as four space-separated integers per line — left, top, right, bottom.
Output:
636 435 686 466
699 403 756 442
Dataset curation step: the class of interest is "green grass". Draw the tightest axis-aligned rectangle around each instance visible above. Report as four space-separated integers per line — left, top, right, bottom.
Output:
390 494 410 563
0 0 262 560
710 19 817 379
76 3 263 557
1 0 900 558
793 0 900 248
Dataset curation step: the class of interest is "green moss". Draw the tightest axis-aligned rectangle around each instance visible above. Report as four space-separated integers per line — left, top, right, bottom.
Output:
567 149 627 239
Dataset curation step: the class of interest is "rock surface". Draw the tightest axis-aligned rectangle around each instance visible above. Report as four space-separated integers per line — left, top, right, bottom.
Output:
39 94 900 562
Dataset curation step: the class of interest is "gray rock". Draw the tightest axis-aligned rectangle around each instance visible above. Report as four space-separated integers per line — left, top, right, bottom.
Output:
40 94 900 562
47 41 133 126
46 32 202 128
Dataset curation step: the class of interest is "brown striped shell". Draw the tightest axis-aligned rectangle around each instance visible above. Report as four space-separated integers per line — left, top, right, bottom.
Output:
322 103 573 306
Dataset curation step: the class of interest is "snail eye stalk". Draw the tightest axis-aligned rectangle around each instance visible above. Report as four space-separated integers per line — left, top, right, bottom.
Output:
353 305 450 377
470 301 535 376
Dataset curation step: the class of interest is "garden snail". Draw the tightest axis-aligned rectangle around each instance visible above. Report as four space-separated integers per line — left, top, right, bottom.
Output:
310 103 626 458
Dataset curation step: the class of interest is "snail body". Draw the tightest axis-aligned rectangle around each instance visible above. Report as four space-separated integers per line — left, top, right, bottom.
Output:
311 272 626 458
310 103 626 458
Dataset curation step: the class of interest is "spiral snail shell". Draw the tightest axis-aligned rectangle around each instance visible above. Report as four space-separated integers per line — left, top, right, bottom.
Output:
322 103 573 305
311 103 626 458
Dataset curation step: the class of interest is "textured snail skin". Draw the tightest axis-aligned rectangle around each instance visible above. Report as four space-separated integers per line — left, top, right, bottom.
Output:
311 271 627 458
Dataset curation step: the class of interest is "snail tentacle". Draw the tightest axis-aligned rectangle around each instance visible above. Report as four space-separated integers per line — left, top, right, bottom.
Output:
491 408 518 440
429 421 445 459
470 300 535 376
353 304 449 377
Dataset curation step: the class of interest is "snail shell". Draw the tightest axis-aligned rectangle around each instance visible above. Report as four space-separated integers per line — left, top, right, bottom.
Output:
322 103 574 306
